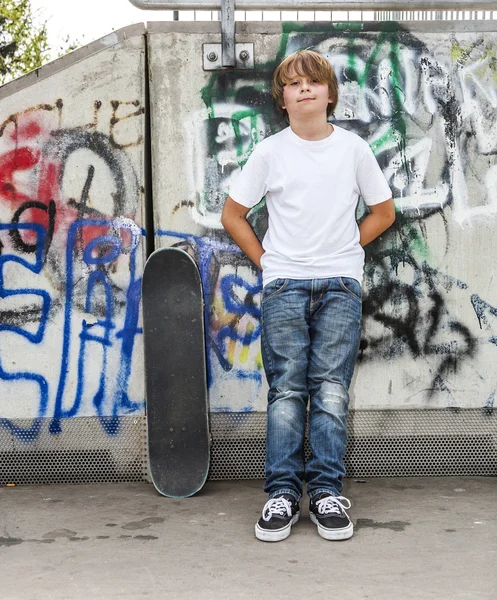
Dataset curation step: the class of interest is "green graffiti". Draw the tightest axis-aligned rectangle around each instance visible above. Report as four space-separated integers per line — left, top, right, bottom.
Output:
403 222 430 261
231 109 260 162
201 21 410 161
451 39 497 90
482 43 497 85
199 20 433 256
450 40 477 66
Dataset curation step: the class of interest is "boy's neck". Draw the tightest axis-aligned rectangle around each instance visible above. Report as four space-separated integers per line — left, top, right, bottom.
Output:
288 117 333 141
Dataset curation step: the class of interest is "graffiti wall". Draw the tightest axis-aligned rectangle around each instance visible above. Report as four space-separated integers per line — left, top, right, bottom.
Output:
0 31 147 438
2 20 497 449
149 22 497 411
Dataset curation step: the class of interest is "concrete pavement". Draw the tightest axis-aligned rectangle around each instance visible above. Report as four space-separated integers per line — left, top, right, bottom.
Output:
1 477 496 599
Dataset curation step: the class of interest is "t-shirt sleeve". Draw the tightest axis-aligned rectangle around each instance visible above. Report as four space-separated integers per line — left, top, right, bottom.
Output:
356 145 392 206
228 145 269 208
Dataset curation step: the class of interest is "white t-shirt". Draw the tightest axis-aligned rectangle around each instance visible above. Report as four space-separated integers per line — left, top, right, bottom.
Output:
229 124 392 287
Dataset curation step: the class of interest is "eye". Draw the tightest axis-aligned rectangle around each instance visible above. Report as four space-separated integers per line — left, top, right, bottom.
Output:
291 81 299 86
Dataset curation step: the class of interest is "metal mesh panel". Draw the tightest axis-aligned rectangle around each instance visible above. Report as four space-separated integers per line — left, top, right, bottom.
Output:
0 417 148 486
209 412 267 480
208 409 497 479
1 410 496 485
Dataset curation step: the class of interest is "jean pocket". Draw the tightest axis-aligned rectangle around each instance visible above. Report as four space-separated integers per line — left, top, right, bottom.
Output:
338 277 362 304
262 278 288 304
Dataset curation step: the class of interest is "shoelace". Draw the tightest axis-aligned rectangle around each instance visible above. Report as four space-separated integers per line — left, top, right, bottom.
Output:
262 497 293 522
315 495 351 516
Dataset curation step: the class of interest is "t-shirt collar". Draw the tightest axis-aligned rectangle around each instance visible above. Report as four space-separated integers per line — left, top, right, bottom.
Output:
287 123 337 148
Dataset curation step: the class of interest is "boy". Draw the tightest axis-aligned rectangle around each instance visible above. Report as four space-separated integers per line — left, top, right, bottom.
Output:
221 50 395 542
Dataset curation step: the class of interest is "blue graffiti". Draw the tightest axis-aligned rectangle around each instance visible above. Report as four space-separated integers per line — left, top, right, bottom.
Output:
74 271 114 421
216 273 261 369
0 216 144 439
0 223 51 342
156 229 263 387
50 218 144 435
0 223 51 438
0 359 48 440
114 219 145 416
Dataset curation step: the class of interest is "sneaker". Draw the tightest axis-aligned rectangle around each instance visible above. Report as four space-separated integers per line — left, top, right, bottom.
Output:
309 493 353 540
255 494 300 542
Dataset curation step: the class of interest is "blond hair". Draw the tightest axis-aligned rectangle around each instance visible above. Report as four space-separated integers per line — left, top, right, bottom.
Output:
272 50 339 120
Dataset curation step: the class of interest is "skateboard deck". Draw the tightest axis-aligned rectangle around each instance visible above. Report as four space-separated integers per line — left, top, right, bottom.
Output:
142 247 210 497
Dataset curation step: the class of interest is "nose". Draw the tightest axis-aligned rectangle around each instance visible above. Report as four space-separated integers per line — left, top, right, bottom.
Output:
300 80 311 92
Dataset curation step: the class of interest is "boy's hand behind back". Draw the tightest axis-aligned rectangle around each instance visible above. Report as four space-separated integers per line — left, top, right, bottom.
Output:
221 196 265 270
359 198 396 247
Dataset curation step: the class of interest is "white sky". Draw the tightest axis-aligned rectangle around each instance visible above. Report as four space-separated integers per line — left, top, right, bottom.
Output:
30 0 195 56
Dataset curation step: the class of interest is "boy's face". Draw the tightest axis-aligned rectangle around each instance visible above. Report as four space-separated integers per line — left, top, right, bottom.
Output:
281 72 332 121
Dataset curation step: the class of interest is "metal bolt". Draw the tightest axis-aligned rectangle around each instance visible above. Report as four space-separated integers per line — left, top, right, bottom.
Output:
239 50 250 62
207 51 218 62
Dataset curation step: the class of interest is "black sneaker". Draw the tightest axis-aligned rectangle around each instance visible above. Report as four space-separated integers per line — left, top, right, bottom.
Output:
255 494 300 542
309 493 353 540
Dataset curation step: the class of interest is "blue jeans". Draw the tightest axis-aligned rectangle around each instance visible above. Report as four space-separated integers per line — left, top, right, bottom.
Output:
260 277 362 501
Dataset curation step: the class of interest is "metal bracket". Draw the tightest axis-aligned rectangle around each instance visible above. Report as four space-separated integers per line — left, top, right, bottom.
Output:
203 43 254 70
221 0 235 67
202 0 254 71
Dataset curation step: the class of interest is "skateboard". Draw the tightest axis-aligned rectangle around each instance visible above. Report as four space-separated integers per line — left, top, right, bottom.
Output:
142 247 210 497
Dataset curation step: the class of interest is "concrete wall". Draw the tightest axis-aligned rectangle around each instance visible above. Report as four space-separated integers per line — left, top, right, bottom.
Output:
0 26 147 440
1 20 497 482
148 21 497 412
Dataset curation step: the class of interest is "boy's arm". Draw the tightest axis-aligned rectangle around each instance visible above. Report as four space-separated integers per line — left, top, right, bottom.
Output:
359 198 396 247
221 196 265 270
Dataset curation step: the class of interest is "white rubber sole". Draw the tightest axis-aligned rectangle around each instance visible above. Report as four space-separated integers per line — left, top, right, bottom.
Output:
255 513 300 542
310 512 354 540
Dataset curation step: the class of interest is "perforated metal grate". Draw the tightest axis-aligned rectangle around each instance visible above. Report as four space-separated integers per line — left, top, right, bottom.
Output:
0 417 148 486
208 409 497 480
1 410 496 486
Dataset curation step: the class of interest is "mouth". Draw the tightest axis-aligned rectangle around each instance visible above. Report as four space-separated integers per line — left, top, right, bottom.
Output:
298 97 314 102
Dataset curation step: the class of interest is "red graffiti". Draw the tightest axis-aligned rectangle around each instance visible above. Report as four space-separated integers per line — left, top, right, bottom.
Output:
1 102 141 259
10 119 42 141
0 147 41 204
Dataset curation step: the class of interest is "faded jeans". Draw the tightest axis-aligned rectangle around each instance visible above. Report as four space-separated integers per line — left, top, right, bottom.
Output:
260 277 362 501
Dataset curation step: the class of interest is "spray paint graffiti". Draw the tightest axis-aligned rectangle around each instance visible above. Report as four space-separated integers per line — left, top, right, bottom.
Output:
174 22 497 409
0 99 145 437
158 231 263 410
4 24 494 425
